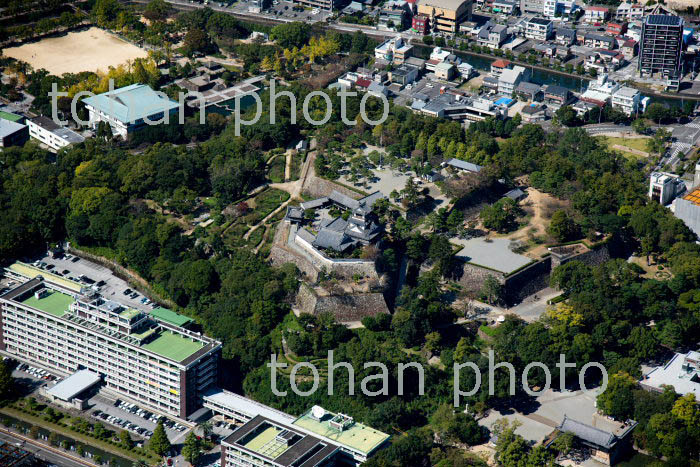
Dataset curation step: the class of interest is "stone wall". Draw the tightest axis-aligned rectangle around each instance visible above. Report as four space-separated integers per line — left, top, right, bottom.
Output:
295 284 390 323
269 245 319 281
301 175 363 200
551 243 611 269
454 242 612 306
455 261 506 295
503 257 552 304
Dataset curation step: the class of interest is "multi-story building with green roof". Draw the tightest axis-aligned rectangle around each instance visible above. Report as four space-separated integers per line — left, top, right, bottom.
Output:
0 277 221 419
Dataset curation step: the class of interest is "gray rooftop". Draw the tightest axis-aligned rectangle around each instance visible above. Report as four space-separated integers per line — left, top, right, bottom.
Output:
203 388 295 424
0 119 26 139
47 369 101 401
516 81 542 94
557 416 617 449
446 158 483 173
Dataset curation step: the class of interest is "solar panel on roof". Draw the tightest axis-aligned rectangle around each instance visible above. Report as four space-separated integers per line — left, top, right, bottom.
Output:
646 15 682 26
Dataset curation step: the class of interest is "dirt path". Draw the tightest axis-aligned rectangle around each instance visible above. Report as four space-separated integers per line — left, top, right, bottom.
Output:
284 149 293 182
612 144 649 157
242 141 316 242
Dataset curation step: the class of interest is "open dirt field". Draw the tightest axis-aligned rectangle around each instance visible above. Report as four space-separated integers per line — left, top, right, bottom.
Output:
3 27 148 76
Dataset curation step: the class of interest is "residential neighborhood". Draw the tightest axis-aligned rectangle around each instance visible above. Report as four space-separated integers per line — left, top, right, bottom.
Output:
1 0 700 466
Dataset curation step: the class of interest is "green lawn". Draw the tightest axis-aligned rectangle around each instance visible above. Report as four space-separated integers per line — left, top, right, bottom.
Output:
142 331 204 362
268 156 286 183
22 290 74 317
598 136 650 160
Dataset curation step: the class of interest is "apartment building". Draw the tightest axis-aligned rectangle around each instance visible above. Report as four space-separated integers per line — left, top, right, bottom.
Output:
543 0 576 18
611 86 647 116
583 6 608 23
525 17 553 41
0 278 221 419
82 83 180 139
639 14 684 80
616 2 644 21
27 116 84 152
648 172 686 205
412 14 429 33
520 0 543 15
492 0 517 14
476 22 508 49
417 0 473 33
498 66 526 95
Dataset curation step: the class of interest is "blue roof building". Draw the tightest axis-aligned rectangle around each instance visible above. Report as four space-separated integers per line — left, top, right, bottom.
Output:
82 83 180 139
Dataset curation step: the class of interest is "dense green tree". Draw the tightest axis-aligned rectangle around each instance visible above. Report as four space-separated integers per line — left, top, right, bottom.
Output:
149 421 171 457
181 431 201 465
597 372 637 420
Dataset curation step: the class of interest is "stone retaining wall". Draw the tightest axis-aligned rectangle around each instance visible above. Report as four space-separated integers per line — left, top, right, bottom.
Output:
296 284 390 323
301 175 363 200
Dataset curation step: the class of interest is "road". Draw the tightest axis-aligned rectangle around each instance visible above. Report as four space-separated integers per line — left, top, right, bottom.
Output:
0 427 92 467
657 116 700 170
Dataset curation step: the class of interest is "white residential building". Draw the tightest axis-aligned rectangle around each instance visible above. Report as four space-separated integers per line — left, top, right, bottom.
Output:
544 0 576 17
498 66 525 95
583 5 608 23
27 116 84 152
611 85 647 116
525 17 553 41
648 172 686 205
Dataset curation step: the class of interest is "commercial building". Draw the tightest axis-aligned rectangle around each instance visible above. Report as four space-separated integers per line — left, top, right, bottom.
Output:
417 0 473 33
583 6 609 23
27 116 84 152
0 118 29 148
0 277 221 419
648 172 686 205
638 15 684 81
640 350 700 399
82 83 180 139
525 17 553 41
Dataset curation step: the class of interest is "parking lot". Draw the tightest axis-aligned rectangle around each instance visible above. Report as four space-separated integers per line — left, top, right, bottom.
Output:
221 0 330 23
29 252 155 310
87 394 188 443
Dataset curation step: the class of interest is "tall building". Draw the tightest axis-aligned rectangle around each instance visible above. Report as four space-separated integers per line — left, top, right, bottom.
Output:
648 172 686 205
0 278 221 419
417 0 473 33
639 15 684 80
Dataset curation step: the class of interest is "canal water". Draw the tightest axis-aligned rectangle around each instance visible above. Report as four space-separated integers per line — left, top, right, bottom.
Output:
412 44 687 107
1 414 134 467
